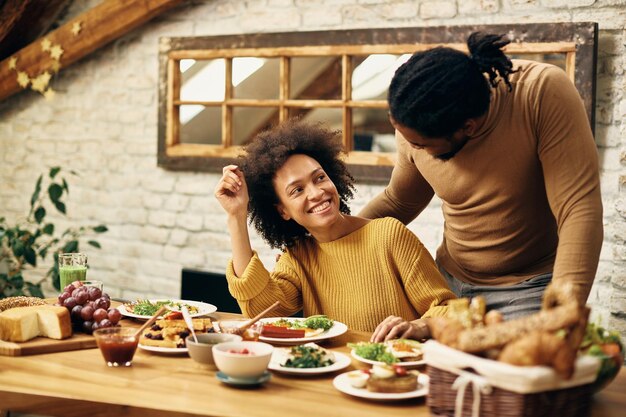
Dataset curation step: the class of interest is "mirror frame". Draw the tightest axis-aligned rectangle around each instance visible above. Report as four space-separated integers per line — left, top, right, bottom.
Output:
158 22 598 183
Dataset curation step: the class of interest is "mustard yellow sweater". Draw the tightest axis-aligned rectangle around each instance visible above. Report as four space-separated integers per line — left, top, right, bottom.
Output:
226 217 455 332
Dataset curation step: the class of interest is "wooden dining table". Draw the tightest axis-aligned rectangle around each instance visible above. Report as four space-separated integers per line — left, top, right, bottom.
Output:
0 311 624 417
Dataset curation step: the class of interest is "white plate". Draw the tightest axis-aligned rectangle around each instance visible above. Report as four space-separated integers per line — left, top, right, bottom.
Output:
258 317 348 345
117 299 217 320
350 349 425 367
268 349 351 375
137 344 188 354
333 372 429 401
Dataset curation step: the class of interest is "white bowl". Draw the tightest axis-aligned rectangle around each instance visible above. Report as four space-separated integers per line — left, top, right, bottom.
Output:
186 333 242 366
212 341 273 379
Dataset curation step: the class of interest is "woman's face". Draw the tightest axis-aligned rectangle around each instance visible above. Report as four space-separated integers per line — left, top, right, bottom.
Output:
273 154 341 233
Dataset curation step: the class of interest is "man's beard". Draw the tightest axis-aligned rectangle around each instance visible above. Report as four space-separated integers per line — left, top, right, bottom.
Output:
434 135 470 161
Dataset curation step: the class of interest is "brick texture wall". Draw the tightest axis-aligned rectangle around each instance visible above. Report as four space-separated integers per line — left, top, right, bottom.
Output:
0 0 624 337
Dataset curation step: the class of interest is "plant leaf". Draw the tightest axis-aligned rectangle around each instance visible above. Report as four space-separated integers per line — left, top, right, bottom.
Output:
11 239 24 257
93 225 108 233
42 223 54 235
30 174 43 207
34 206 46 224
87 240 101 249
48 183 63 203
62 178 69 194
24 247 37 267
54 201 66 214
26 282 45 298
63 240 78 253
38 247 48 259
50 167 61 178
9 274 24 289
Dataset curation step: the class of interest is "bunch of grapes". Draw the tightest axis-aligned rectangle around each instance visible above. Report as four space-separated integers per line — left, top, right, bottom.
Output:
56 281 122 334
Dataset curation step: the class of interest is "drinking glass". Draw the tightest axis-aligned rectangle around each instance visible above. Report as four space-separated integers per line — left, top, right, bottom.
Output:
59 253 87 289
93 327 139 367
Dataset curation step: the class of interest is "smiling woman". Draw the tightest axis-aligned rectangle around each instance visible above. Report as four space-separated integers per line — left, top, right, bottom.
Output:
213 119 456 340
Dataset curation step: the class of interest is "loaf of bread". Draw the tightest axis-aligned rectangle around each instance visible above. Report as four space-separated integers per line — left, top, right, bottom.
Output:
0 305 72 342
0 296 47 312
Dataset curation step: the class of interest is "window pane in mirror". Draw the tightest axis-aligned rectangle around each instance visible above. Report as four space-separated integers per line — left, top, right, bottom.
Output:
508 53 566 71
289 57 341 100
233 107 279 146
232 57 279 99
179 105 222 144
352 107 396 153
351 54 411 101
179 59 226 101
290 107 343 131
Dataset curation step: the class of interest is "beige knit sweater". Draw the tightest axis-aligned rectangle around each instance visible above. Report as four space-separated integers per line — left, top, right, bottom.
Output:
226 217 455 332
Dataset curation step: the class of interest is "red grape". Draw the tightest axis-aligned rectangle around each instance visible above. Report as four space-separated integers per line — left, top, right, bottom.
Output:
74 291 89 305
58 291 71 304
107 308 122 325
63 297 77 310
87 287 102 301
71 305 83 321
93 308 108 323
98 319 112 328
80 305 95 321
94 297 109 310
63 284 75 293
91 321 99 332
82 321 94 334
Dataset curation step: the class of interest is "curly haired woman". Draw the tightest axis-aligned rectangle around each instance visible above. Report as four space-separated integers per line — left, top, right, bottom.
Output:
214 119 455 341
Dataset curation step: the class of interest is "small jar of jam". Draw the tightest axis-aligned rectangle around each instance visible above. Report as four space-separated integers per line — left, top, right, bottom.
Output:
93 327 139 367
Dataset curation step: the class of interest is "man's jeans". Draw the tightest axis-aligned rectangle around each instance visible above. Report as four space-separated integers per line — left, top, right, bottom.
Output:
439 267 552 320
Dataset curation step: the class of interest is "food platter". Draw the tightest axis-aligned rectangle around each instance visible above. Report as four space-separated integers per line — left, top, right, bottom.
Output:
117 299 217 320
268 349 351 375
350 349 425 367
137 344 188 354
258 317 348 345
333 372 429 401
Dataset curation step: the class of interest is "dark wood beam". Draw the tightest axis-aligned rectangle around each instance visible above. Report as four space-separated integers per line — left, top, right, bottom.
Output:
0 0 71 61
0 0 184 102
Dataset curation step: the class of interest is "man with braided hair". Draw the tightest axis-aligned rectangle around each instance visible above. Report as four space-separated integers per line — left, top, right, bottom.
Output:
360 32 603 320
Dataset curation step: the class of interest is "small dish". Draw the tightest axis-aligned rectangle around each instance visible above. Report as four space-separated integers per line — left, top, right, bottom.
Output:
186 333 243 366
350 349 425 367
333 372 429 401
268 349 352 375
216 370 271 387
258 317 348 345
138 344 188 354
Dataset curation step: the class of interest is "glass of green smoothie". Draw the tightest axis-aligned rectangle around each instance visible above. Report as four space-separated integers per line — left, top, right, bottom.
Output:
59 253 88 289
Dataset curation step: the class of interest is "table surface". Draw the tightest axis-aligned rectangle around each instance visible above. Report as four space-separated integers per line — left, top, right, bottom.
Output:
0 311 624 417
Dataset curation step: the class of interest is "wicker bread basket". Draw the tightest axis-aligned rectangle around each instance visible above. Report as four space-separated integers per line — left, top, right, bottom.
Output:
423 340 599 417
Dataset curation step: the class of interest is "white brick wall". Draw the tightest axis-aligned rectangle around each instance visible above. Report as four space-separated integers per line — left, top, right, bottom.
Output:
0 0 624 339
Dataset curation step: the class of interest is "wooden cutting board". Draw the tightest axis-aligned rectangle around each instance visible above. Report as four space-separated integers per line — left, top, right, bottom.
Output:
0 332 98 356
0 300 139 356
0 318 138 356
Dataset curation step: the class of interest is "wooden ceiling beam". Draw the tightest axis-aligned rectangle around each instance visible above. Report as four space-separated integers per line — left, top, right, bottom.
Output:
0 0 184 102
0 0 72 61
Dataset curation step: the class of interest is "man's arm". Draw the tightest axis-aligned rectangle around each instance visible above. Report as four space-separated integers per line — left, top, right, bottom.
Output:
535 66 603 303
359 132 435 224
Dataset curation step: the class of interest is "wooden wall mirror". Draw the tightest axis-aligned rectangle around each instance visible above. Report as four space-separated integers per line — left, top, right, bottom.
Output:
158 22 598 182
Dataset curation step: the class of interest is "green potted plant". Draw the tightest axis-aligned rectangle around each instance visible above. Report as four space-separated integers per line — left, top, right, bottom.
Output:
0 167 107 298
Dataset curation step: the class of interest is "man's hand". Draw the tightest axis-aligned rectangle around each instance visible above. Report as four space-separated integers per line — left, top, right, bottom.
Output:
370 315 430 342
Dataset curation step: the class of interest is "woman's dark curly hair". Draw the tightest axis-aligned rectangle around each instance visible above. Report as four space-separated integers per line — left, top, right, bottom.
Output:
239 119 355 249
388 32 515 138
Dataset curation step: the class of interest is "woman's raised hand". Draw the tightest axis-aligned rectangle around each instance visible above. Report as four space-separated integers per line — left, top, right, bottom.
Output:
214 165 249 217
